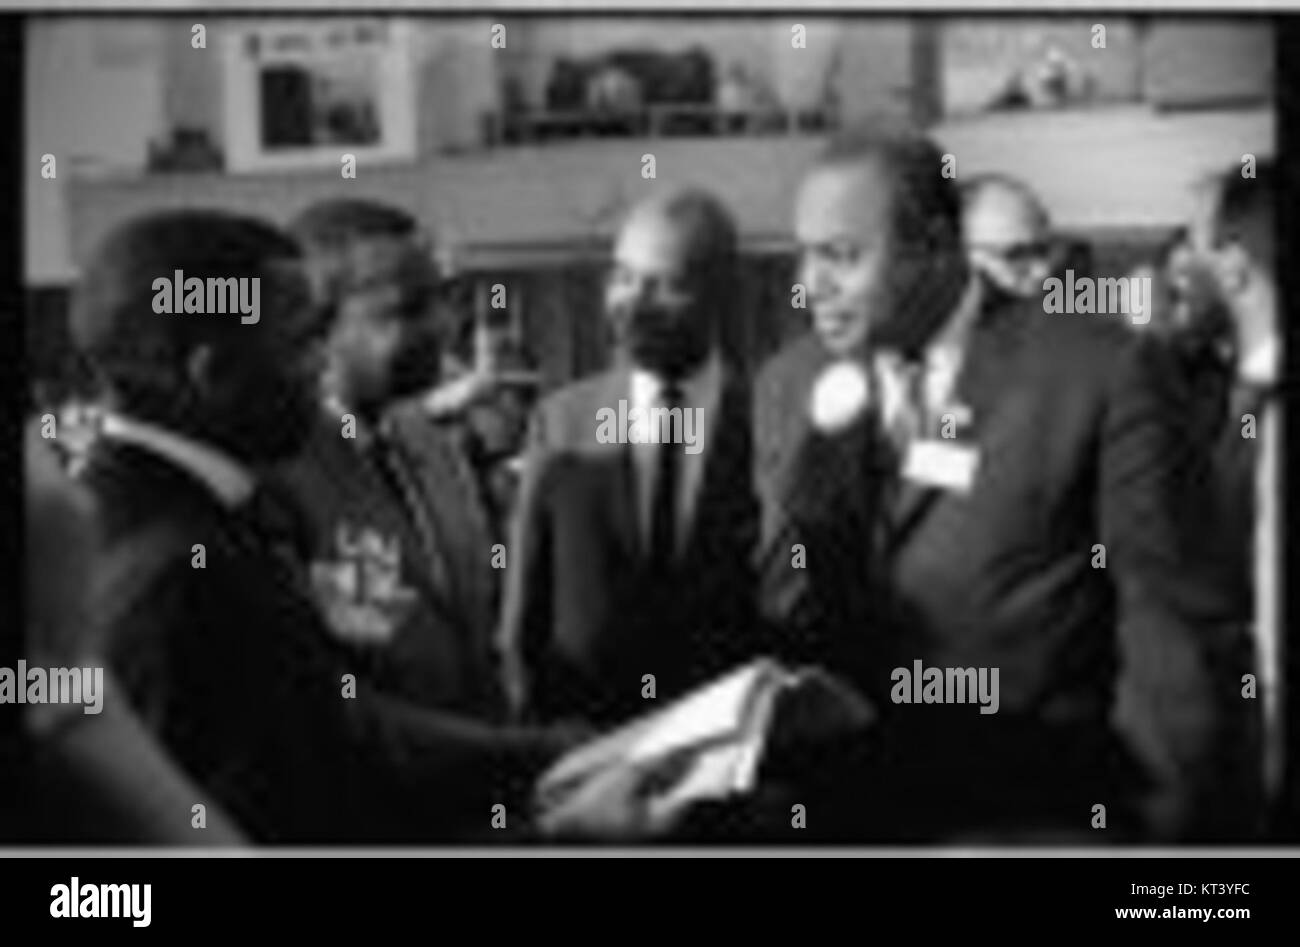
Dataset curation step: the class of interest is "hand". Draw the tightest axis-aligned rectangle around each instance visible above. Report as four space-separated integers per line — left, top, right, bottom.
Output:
536 719 600 759
534 758 693 841
490 720 599 780
773 667 876 746
421 368 497 419
422 367 540 419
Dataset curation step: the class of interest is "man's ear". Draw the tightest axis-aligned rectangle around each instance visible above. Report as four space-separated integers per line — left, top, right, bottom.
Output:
1212 241 1252 296
184 344 218 401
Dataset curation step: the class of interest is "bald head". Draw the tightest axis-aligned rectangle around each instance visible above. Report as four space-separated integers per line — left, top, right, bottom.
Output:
962 175 1050 248
606 189 738 377
961 174 1054 298
616 189 738 287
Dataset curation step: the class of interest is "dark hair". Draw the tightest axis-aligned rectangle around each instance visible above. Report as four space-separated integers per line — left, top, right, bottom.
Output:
1211 161 1275 274
815 123 964 258
288 199 437 328
289 199 420 250
70 210 302 411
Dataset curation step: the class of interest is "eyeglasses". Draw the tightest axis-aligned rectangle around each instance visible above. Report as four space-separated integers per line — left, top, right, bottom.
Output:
968 241 1053 264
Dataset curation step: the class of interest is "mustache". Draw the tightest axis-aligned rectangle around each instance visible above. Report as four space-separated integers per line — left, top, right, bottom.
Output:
610 300 678 325
389 335 444 395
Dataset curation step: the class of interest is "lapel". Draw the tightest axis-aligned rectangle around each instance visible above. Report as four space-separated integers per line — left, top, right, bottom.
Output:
675 354 726 557
339 410 465 627
588 367 643 560
884 298 1024 551
444 429 501 627
612 357 724 562
401 415 499 634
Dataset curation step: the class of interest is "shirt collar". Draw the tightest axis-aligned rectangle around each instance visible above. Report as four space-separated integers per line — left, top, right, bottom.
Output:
629 352 719 411
630 369 661 413
873 274 982 373
322 394 394 451
99 412 256 508
870 275 983 421
1239 335 1279 388
926 273 984 369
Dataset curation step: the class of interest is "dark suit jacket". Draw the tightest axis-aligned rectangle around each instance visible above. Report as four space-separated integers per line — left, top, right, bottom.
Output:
78 438 563 843
753 296 1237 840
271 402 503 719
498 356 760 725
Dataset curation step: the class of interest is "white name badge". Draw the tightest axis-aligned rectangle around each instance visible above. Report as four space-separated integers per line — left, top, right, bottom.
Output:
902 440 980 493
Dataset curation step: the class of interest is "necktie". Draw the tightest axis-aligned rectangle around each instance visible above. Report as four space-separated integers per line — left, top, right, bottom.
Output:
648 382 683 570
872 356 930 563
886 356 928 455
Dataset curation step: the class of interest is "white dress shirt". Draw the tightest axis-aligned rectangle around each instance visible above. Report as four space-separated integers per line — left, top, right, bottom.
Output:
626 355 719 552
872 275 984 439
629 368 668 442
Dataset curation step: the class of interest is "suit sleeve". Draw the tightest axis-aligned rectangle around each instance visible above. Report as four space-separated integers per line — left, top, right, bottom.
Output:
291 655 571 839
751 363 877 668
753 366 813 639
1101 335 1235 838
104 542 570 843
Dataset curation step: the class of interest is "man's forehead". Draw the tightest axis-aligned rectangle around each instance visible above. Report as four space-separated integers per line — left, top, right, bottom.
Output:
794 161 893 241
613 208 696 270
963 186 1047 246
343 235 434 291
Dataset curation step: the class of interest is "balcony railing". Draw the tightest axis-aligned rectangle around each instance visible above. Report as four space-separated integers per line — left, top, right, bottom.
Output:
485 103 841 146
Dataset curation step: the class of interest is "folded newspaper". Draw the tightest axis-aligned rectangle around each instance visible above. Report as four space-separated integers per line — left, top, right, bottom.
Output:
534 658 874 815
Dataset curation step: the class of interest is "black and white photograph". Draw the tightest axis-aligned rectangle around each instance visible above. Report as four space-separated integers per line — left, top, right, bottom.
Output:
5 3 1295 894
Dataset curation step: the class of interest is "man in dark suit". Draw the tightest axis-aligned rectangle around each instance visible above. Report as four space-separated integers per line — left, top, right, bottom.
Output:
280 200 503 719
70 211 572 843
754 127 1233 842
1187 163 1283 833
498 189 759 727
